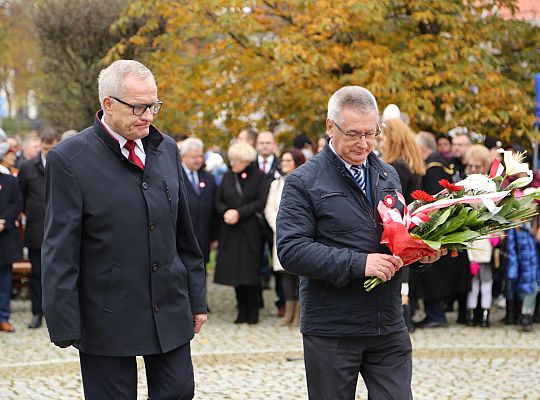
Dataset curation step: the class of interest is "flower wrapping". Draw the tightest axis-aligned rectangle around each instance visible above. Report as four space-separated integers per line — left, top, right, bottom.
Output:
377 200 437 266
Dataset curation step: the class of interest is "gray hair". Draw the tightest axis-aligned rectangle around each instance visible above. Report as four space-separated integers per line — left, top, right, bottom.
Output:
416 131 437 152
180 137 204 157
327 86 379 124
61 130 80 142
98 60 155 107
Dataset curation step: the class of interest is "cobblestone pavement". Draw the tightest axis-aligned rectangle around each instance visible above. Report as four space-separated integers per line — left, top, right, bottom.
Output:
1 280 540 399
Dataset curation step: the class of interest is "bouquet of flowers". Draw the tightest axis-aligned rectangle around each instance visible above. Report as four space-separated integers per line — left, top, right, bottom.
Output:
364 149 540 292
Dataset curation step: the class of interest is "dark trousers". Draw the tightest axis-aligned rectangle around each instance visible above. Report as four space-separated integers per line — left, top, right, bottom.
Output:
29 248 42 315
235 285 260 324
0 264 12 322
280 272 299 301
79 342 194 400
303 330 413 400
424 299 447 323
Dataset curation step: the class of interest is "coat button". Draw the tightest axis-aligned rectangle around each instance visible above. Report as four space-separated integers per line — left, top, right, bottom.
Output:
142 182 149 190
149 222 156 231
152 263 159 272
154 305 160 313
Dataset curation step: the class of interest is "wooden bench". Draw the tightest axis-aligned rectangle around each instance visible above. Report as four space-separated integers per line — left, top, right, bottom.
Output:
12 261 32 291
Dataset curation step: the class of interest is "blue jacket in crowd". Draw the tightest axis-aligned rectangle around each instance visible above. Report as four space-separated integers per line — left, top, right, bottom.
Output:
506 226 540 294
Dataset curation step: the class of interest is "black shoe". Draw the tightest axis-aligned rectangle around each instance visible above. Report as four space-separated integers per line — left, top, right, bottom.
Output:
466 309 475 327
234 305 247 324
28 313 43 329
415 319 448 328
246 304 259 325
519 314 534 332
479 309 490 328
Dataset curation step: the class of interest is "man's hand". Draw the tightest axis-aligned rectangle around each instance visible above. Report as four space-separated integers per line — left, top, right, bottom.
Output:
223 209 240 225
0 219 5 233
365 254 403 282
418 248 448 264
54 340 75 348
193 313 207 334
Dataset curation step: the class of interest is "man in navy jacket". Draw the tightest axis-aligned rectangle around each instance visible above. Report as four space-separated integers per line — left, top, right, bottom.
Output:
180 137 218 268
42 60 207 400
277 86 443 400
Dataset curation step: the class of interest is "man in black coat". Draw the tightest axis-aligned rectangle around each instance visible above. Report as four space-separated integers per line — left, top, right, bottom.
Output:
180 137 218 268
42 60 207 400
253 131 283 309
0 163 23 333
414 132 457 328
17 128 58 329
277 86 443 400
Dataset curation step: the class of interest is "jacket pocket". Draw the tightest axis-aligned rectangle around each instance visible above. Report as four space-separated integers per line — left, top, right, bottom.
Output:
103 263 124 313
319 192 368 233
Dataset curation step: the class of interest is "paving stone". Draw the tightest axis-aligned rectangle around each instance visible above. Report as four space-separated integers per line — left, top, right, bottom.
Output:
1 279 540 399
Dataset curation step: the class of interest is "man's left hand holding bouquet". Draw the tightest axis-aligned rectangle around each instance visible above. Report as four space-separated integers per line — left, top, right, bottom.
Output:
364 251 445 283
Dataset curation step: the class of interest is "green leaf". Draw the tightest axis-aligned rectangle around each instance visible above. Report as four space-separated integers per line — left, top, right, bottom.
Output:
423 239 442 250
414 206 454 238
427 207 470 241
439 229 482 245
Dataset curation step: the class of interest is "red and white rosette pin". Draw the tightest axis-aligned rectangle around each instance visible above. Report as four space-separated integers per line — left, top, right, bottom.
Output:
383 195 395 208
199 181 206 189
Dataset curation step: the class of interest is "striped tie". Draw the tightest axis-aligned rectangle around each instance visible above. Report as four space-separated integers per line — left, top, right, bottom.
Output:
350 164 366 193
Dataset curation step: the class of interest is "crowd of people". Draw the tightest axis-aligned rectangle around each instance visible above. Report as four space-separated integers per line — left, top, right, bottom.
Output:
0 59 540 399
1 104 540 335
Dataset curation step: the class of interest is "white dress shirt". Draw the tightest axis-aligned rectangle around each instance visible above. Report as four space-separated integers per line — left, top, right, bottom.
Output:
101 117 146 165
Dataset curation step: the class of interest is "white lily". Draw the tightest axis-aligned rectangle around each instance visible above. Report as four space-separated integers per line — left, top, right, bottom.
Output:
505 173 534 190
497 149 532 177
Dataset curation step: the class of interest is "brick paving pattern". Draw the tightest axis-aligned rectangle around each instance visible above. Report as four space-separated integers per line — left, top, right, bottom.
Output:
1 280 540 399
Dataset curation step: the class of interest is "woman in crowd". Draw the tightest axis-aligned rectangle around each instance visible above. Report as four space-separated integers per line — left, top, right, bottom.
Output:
0 144 23 332
379 118 425 203
0 143 18 177
214 142 270 324
378 118 425 331
463 145 495 327
264 148 305 326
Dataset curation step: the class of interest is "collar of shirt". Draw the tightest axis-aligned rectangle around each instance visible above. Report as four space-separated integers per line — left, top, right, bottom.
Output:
328 139 368 171
258 154 274 170
100 116 145 156
41 153 46 168
182 163 198 182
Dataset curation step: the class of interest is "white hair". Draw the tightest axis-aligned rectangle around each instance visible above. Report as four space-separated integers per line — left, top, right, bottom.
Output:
180 137 204 157
416 131 437 152
327 86 379 124
98 60 155 107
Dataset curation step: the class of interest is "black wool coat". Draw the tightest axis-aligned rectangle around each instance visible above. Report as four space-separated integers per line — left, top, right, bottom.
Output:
411 152 469 301
0 173 23 265
17 153 46 249
214 165 270 287
42 111 206 356
182 168 218 263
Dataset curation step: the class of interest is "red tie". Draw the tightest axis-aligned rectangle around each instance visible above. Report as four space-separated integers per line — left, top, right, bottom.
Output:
124 140 144 170
262 159 267 174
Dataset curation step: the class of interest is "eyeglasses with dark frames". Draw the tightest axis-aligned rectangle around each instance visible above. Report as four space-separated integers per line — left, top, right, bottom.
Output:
110 96 163 116
331 120 381 141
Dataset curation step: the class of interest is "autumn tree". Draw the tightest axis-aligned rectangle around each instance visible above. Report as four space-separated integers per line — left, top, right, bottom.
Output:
0 1 41 124
109 0 539 146
30 0 134 132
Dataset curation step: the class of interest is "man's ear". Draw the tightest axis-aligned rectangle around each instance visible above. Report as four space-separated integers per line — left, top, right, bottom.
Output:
102 97 113 113
326 118 334 138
